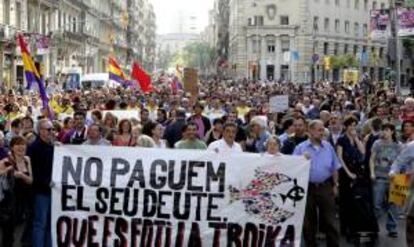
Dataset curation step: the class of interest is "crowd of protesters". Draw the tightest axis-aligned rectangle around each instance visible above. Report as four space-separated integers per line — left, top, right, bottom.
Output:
0 77 413 247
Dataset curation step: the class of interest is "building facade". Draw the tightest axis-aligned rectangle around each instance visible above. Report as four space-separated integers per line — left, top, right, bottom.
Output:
228 0 395 83
0 0 156 88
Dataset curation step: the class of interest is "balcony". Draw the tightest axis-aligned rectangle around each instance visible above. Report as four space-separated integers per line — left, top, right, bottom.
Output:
62 30 86 43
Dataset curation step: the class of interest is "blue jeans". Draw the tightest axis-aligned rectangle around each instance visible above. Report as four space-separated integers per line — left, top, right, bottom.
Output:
373 179 397 233
32 194 52 247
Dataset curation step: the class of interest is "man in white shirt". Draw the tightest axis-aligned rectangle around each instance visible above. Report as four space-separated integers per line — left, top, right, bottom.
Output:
208 122 242 154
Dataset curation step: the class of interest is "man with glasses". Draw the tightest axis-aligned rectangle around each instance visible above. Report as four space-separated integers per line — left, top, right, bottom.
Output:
27 119 55 247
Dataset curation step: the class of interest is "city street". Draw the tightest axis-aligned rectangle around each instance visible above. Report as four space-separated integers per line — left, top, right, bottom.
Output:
0 0 413 246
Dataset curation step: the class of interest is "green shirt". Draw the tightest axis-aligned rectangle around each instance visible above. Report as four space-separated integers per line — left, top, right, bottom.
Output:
174 139 207 150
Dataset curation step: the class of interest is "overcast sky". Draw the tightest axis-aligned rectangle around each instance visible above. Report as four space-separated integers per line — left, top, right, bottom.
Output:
150 0 215 34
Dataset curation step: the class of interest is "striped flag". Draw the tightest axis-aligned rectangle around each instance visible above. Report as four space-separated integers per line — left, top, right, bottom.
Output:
108 57 127 84
17 34 50 113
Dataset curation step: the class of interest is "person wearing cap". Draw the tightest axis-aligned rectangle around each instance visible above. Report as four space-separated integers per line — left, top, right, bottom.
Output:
247 116 271 153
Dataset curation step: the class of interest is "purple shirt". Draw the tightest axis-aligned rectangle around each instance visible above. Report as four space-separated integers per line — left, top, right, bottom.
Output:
293 140 342 183
194 116 205 139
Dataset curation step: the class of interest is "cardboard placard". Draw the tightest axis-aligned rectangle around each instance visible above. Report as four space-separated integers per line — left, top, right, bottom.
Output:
269 95 289 113
183 68 199 96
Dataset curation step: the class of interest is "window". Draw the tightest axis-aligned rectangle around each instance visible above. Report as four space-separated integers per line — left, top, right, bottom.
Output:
353 45 358 55
371 47 376 57
347 0 351 8
324 42 329 55
335 0 340 6
73 17 76 32
335 19 340 33
252 38 261 53
16 2 21 29
372 1 377 10
248 16 264 26
255 16 264 26
363 0 368 10
63 13 67 31
280 16 289 25
324 18 330 32
268 40 275 53
344 44 349 54
379 47 384 58
354 0 359 9
363 24 368 37
313 16 319 31
380 3 385 9
248 18 253 26
354 22 359 36
58 10 61 29
334 43 339 55
362 45 367 52
345 21 350 33
3 0 10 25
281 36 290 52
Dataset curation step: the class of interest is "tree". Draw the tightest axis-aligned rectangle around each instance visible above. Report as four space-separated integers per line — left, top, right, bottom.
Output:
331 54 359 69
170 42 215 73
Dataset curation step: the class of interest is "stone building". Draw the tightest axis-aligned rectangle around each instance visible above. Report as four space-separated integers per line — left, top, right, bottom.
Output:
228 0 392 83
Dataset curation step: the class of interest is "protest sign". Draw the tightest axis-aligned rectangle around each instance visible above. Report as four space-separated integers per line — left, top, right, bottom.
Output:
52 146 310 247
183 68 199 96
389 174 411 207
269 95 289 113
343 69 359 86
398 8 414 37
370 9 390 40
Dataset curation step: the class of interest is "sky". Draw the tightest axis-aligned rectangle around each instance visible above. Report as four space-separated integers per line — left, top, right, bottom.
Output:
150 0 215 34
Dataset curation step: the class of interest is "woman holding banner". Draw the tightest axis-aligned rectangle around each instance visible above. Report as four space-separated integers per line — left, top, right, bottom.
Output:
0 136 33 247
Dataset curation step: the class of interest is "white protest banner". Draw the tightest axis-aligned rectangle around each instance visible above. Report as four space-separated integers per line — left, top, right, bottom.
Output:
269 95 289 113
87 110 140 121
52 146 310 247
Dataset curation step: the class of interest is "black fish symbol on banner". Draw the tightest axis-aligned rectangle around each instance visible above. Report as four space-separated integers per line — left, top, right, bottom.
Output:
280 179 305 207
229 169 295 224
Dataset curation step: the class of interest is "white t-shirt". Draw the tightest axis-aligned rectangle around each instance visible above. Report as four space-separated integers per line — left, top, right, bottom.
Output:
207 139 243 154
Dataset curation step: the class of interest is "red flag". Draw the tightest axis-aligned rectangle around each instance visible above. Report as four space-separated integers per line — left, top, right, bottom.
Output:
131 62 152 93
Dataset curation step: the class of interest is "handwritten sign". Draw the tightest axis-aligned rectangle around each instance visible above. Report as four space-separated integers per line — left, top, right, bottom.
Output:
269 95 289 113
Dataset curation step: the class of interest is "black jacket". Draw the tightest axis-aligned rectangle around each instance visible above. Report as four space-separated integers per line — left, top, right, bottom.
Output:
187 115 212 137
163 119 186 148
281 135 308 155
27 137 54 195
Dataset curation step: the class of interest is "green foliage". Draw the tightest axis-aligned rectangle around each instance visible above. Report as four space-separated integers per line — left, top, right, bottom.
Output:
170 42 215 70
330 54 359 69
